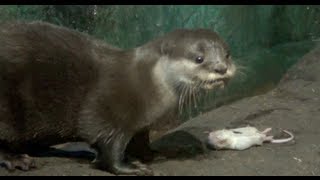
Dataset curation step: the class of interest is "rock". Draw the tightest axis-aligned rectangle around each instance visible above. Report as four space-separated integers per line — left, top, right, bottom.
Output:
149 44 320 173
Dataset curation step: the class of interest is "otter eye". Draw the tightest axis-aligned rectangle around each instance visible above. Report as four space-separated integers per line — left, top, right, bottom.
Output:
195 56 204 64
226 54 230 59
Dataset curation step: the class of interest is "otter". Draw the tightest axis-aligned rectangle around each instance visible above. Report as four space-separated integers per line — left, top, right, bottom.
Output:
0 21 236 175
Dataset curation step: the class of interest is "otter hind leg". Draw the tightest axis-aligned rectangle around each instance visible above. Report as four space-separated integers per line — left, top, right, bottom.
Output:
93 131 154 176
0 87 36 171
0 151 36 171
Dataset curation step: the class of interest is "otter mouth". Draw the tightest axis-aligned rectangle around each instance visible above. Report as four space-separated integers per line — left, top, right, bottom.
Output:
201 78 229 90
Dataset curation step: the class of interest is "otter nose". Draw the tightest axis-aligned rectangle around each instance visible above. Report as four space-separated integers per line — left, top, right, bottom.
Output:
214 63 227 75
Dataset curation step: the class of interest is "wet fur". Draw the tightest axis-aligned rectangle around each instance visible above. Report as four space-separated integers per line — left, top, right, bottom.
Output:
0 21 235 175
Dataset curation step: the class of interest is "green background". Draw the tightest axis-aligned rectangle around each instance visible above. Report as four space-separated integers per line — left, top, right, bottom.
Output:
1 5 319 120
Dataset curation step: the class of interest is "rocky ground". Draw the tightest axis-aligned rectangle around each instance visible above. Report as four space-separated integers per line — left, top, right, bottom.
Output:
1 44 320 176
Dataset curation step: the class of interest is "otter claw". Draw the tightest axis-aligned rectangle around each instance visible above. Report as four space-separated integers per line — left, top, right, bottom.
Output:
109 162 154 176
132 161 153 176
135 166 153 176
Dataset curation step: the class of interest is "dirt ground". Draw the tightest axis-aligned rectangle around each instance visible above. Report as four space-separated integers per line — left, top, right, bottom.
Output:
1 44 320 176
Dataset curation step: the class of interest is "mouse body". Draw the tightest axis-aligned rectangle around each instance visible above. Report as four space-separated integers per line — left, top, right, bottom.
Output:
207 126 294 150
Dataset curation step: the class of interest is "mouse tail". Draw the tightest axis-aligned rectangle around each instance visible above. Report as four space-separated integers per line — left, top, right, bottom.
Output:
270 130 294 143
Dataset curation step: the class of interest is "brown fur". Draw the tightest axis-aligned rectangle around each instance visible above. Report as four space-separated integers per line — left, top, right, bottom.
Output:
0 21 235 175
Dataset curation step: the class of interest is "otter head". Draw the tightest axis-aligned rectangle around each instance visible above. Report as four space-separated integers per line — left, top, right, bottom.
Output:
157 29 236 91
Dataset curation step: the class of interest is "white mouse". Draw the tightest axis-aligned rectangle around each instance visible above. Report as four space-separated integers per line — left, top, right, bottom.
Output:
207 126 294 150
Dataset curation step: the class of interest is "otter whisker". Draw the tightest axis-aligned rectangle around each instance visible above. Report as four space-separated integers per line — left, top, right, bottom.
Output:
188 85 193 117
192 86 197 108
179 83 188 114
199 80 208 99
177 84 183 114
173 81 185 114
232 60 247 80
178 84 186 114
192 85 200 109
178 93 183 114
195 81 202 105
180 84 186 114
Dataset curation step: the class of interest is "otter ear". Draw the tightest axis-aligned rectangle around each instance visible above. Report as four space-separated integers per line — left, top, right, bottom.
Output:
160 40 175 56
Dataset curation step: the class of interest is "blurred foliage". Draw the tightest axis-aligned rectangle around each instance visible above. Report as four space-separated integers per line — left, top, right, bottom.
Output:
0 5 319 120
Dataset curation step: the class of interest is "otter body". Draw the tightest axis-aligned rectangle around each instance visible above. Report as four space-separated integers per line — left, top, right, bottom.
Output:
0 21 236 175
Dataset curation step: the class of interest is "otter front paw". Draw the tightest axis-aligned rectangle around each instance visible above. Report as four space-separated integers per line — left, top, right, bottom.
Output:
92 130 154 176
131 160 154 175
96 160 153 176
